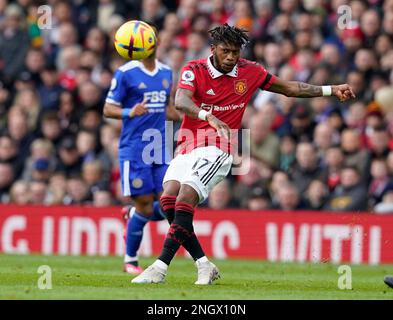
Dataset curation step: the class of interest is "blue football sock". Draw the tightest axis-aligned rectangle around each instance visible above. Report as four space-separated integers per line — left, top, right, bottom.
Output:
150 201 167 221
125 210 149 258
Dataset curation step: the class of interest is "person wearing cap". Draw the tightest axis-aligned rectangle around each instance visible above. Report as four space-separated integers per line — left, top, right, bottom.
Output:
288 104 316 142
341 24 365 54
56 136 83 177
246 186 272 211
31 158 52 183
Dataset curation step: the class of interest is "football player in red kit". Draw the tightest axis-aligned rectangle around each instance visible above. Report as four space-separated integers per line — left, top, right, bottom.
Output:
132 24 355 285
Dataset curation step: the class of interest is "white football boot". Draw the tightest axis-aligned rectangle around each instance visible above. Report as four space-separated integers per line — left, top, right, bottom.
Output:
131 265 166 284
194 260 220 285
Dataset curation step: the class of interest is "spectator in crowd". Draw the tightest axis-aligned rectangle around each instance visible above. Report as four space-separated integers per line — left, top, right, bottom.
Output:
369 158 391 206
0 4 30 85
207 179 235 210
56 136 83 177
38 63 63 110
269 170 290 207
22 138 56 182
13 88 41 130
286 104 316 143
0 161 14 202
5 107 35 168
233 157 266 207
387 151 393 176
9 180 30 205
31 158 53 183
22 48 46 85
305 179 329 210
93 189 115 207
325 145 345 190
30 180 48 205
82 159 109 197
185 31 210 61
0 134 21 172
76 129 97 163
64 175 90 205
278 134 296 172
246 186 271 211
47 172 67 205
39 111 64 149
290 142 326 194
368 125 391 159
0 0 392 212
313 122 335 159
274 182 307 211
324 166 368 212
80 108 102 132
374 186 393 214
340 128 371 182
326 107 346 134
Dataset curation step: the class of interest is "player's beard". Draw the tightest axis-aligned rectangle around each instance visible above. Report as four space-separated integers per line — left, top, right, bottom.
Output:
212 53 234 74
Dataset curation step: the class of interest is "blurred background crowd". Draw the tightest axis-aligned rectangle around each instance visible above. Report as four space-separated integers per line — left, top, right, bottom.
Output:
0 0 393 213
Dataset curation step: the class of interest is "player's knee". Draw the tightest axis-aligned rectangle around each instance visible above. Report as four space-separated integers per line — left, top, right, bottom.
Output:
176 185 199 207
134 196 155 217
162 180 180 197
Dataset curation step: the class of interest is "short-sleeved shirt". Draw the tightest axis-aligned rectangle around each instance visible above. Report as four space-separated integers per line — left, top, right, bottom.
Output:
106 60 173 164
176 56 275 155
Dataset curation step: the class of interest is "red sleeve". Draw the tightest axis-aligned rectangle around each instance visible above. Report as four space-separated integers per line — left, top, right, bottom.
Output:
177 63 197 93
257 65 276 90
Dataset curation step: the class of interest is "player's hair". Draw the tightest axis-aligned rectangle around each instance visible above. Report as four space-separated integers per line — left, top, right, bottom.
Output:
208 23 249 48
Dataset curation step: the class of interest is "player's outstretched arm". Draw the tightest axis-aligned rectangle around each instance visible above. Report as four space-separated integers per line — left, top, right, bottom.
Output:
175 88 231 139
266 76 356 101
103 100 148 119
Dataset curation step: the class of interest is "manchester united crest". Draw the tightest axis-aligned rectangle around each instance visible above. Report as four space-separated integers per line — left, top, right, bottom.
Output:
234 79 247 95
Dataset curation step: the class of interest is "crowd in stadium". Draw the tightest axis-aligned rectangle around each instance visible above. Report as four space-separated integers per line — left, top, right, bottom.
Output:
0 0 393 213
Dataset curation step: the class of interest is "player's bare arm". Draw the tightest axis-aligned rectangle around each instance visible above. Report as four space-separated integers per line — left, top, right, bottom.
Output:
166 88 183 121
103 100 148 119
175 88 231 139
267 76 356 101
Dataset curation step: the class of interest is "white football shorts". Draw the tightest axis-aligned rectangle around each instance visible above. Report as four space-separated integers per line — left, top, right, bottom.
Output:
163 146 233 203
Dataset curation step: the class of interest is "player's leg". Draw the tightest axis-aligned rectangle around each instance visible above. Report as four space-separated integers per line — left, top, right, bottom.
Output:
121 160 156 274
132 147 230 284
149 163 169 222
155 157 208 261
160 180 207 261
131 183 199 284
124 193 154 272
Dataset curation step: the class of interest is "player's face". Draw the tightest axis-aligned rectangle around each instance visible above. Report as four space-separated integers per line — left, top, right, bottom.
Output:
212 43 241 74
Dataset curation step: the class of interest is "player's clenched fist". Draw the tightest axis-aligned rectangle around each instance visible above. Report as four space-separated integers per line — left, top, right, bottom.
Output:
332 84 356 102
206 114 231 140
129 99 148 117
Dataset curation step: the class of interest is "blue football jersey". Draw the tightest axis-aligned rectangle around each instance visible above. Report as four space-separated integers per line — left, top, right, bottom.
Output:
106 60 172 164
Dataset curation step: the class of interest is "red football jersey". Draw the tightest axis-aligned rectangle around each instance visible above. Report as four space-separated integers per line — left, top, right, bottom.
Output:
176 56 276 154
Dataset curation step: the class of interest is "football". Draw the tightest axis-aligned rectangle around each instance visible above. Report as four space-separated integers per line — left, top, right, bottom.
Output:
114 20 157 60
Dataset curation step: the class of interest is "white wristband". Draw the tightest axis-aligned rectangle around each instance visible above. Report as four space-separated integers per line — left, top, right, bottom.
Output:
198 109 209 121
322 85 332 96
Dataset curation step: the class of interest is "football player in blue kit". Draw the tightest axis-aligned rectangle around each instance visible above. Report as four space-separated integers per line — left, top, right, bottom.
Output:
103 29 179 274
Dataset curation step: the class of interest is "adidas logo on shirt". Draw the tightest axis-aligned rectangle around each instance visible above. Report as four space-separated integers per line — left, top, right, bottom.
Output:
206 89 215 95
138 82 147 89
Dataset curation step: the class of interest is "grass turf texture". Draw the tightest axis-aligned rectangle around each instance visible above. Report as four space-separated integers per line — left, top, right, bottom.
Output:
0 254 392 300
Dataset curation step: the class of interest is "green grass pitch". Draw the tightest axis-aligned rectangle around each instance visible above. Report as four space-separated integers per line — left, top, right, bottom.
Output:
0 254 392 300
